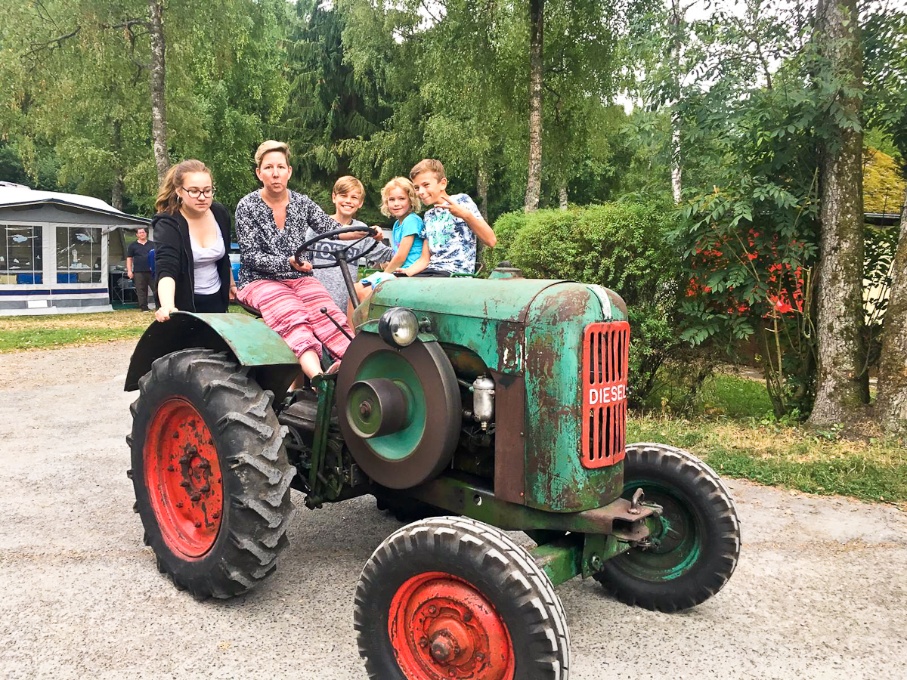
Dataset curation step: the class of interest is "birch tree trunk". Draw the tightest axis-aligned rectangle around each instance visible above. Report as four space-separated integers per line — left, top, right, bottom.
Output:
671 120 682 203
524 0 543 212
477 165 489 219
476 165 489 270
149 0 169 182
111 176 124 211
558 184 568 210
809 0 867 426
669 0 683 204
111 119 124 211
875 188 907 433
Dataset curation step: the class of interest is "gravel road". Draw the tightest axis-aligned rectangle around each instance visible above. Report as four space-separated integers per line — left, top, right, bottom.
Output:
1 340 905 679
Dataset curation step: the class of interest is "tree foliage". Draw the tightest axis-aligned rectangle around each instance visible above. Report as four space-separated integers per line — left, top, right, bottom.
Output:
863 147 906 214
0 0 287 212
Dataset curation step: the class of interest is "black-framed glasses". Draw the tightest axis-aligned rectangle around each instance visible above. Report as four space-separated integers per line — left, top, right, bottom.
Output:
183 187 215 198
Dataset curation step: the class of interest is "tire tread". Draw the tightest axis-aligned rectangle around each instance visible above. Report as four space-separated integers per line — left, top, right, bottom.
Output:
595 442 740 612
355 516 569 679
129 348 295 600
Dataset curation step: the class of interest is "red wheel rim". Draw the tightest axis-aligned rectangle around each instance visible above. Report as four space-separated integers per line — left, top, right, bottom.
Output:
144 397 224 559
389 571 515 680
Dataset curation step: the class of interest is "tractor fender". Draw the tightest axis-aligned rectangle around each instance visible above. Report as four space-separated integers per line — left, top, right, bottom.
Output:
124 312 299 396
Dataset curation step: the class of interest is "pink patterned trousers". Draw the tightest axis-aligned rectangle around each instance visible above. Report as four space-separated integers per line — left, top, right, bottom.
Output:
237 277 352 360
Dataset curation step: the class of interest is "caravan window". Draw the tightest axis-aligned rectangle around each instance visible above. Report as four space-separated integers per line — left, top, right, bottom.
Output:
0 224 43 284
56 226 102 283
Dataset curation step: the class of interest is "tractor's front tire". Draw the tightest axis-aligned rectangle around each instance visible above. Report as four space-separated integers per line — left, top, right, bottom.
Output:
355 517 570 680
594 443 740 612
128 349 296 599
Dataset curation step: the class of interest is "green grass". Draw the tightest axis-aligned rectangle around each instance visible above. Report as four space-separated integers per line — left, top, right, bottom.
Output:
0 310 151 352
0 304 253 353
629 411 907 507
696 372 774 419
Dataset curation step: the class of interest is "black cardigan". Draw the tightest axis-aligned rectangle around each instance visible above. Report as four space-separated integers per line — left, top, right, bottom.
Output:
151 202 232 312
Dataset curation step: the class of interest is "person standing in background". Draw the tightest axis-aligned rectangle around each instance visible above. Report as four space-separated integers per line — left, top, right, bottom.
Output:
126 227 156 311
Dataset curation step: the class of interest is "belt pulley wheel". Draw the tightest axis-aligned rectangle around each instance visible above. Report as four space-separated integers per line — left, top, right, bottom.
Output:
336 333 461 489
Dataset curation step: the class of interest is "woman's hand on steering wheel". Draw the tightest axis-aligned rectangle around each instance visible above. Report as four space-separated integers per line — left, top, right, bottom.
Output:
289 256 313 273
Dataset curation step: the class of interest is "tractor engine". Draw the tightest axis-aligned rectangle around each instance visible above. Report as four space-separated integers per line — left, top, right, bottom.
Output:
334 266 632 513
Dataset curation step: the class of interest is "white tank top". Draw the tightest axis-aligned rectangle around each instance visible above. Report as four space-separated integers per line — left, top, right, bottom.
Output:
190 231 225 295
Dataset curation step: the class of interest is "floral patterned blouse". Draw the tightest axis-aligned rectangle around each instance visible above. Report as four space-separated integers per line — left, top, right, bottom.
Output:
235 189 338 288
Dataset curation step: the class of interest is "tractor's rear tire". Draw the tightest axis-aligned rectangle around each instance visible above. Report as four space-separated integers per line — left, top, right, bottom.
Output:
355 517 569 680
594 443 740 612
128 348 296 599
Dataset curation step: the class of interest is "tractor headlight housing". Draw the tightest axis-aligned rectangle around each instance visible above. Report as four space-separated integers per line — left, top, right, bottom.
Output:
378 307 419 348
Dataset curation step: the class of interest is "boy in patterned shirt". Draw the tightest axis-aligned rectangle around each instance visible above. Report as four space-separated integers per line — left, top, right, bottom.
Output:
406 159 496 276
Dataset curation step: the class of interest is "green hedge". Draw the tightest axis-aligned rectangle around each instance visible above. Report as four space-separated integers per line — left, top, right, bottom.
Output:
484 203 693 407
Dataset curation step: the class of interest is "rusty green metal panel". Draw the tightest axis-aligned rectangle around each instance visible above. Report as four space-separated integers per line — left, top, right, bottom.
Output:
366 278 626 380
403 475 655 535
523 284 626 512
531 536 583 587
366 278 561 374
189 313 297 365
364 277 630 514
124 312 298 392
369 277 561 323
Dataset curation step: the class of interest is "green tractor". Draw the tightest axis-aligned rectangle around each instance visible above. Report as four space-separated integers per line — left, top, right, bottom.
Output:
125 227 740 679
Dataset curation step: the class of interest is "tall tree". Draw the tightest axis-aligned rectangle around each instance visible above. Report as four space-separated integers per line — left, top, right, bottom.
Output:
0 0 288 211
668 0 685 203
808 0 868 425
337 0 621 216
865 7 907 433
668 0 825 417
148 0 168 181
524 0 544 211
876 189 907 432
539 1 620 207
284 0 386 198
619 0 698 202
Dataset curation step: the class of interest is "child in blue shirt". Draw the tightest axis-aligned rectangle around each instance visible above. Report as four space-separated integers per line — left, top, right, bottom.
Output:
353 177 426 308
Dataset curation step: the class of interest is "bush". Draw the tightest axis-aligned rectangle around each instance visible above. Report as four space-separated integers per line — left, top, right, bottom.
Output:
485 203 703 407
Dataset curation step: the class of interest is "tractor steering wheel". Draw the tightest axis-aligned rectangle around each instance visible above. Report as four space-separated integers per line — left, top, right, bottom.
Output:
294 225 382 270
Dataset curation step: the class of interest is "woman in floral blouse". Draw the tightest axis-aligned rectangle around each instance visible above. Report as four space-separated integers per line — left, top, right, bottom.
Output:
235 140 353 379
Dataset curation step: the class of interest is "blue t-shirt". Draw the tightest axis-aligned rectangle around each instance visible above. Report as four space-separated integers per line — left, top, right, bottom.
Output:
393 213 426 269
422 194 482 274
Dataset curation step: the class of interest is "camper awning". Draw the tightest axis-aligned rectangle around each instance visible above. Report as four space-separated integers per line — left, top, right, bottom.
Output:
0 185 149 229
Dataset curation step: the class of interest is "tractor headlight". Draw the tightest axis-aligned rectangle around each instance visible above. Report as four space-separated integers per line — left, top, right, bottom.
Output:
378 307 419 348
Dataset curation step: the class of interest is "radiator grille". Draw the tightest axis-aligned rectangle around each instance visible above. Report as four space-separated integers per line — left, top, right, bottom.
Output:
581 321 629 468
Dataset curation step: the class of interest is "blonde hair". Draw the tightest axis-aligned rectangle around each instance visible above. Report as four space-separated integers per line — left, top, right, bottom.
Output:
254 140 290 168
333 175 365 196
155 159 211 215
380 177 421 217
409 158 446 182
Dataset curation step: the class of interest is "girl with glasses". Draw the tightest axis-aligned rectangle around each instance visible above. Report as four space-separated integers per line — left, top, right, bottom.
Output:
151 159 237 321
